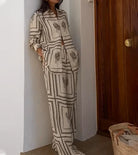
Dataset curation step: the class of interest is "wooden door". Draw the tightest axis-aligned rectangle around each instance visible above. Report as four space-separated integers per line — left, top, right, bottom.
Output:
95 0 138 134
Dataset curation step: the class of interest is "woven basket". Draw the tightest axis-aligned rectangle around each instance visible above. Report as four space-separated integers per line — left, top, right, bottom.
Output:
109 122 138 155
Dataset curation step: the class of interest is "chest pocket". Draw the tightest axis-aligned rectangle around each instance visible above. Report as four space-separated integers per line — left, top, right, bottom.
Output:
67 47 80 71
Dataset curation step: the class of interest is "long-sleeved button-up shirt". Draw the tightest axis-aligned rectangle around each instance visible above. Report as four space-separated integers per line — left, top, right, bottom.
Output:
29 8 79 71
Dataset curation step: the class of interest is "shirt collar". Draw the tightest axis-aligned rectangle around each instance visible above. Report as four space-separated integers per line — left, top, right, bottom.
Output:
47 7 62 16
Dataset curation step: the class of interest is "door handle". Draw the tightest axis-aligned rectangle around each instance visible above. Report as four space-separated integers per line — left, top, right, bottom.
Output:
124 38 133 47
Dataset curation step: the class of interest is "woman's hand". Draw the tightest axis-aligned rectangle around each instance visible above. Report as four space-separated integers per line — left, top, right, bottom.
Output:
37 48 44 60
37 48 44 58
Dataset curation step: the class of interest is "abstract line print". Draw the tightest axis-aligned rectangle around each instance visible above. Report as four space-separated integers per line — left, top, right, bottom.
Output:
29 8 85 155
43 46 85 155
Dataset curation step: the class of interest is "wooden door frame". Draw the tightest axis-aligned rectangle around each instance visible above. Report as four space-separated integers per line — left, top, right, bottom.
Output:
94 0 101 134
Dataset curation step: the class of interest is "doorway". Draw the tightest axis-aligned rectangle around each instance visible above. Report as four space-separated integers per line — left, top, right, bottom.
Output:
95 0 138 134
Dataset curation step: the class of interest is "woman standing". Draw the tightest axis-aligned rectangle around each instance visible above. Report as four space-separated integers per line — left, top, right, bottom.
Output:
29 0 85 154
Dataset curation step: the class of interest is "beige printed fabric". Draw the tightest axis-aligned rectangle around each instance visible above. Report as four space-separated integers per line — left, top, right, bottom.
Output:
29 8 85 155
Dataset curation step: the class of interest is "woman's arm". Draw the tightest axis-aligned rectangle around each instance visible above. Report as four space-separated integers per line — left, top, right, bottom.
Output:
29 11 44 61
29 12 42 52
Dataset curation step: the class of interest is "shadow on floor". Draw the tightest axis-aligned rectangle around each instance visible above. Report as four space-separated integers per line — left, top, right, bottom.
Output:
74 134 113 155
21 135 114 155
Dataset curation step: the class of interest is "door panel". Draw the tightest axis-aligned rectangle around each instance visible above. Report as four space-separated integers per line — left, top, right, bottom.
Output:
126 0 138 124
95 0 138 134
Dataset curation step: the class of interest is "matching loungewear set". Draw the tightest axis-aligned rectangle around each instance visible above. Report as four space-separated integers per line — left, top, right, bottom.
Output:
29 7 85 155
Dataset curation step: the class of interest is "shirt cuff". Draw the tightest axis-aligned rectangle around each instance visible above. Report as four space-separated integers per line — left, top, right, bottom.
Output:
33 43 42 52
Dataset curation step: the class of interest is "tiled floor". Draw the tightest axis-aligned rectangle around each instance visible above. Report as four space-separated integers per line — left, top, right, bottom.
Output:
21 135 114 155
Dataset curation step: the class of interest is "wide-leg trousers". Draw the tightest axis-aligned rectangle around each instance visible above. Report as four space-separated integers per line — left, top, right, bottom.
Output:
42 44 85 155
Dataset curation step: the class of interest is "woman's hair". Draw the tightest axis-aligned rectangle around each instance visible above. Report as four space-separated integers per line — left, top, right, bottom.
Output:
37 0 63 13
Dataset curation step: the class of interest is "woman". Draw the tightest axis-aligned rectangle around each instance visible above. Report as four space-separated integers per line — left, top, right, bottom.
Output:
29 0 85 155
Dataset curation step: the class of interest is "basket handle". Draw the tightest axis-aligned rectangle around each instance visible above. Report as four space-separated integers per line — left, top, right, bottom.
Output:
115 129 125 146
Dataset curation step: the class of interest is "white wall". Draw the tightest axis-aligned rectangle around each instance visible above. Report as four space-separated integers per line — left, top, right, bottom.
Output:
80 0 97 140
24 0 52 152
0 0 24 155
70 0 83 140
69 0 97 140
61 0 70 18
